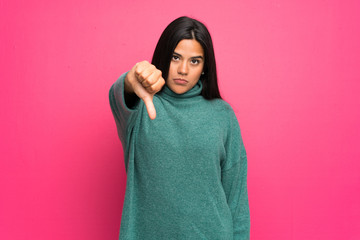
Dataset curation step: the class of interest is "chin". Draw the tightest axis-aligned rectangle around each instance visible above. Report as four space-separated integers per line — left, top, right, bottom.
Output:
172 87 187 94
167 83 188 94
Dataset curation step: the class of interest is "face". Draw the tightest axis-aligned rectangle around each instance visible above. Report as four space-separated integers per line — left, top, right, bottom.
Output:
166 39 205 94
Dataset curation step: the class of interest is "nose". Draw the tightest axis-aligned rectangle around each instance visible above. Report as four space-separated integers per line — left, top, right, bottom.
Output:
177 61 188 75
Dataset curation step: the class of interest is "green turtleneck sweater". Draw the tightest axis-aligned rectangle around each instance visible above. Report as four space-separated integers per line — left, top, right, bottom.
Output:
109 72 250 240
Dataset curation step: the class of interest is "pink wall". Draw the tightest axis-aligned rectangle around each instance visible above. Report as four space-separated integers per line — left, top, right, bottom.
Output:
1 0 359 239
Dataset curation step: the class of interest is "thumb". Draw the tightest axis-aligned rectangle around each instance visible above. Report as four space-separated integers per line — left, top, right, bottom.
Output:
142 95 156 120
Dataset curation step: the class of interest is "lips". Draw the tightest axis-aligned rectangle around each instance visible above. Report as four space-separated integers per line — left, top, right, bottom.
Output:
173 78 188 85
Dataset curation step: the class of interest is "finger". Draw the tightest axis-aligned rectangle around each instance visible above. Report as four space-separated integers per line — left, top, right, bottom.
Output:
146 76 165 94
134 61 148 82
142 95 156 120
134 60 149 73
135 63 155 83
142 69 162 88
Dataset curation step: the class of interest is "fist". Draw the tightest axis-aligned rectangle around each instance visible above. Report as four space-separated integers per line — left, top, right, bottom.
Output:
125 61 165 120
134 61 165 94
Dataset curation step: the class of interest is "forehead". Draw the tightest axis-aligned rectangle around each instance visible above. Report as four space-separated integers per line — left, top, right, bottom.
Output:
174 39 204 56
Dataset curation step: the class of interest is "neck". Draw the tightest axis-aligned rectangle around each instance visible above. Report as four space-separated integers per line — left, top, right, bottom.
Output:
160 80 203 100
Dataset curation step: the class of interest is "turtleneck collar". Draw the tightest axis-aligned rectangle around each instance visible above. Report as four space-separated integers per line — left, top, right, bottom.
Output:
159 80 203 100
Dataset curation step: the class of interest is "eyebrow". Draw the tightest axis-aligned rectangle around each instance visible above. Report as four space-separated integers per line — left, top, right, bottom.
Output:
173 51 204 59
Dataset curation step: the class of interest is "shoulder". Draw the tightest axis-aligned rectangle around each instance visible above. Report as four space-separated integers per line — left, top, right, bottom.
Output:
209 98 238 118
206 98 240 129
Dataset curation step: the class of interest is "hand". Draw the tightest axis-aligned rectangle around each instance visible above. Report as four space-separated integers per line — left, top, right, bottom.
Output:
125 61 165 120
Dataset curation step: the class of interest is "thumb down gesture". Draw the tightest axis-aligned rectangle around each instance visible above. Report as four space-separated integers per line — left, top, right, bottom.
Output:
124 61 165 120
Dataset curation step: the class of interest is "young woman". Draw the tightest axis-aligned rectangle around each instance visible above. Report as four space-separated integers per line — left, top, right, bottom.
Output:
109 16 250 240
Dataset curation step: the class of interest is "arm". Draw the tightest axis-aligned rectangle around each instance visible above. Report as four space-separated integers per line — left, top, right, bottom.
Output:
109 72 139 145
221 111 250 240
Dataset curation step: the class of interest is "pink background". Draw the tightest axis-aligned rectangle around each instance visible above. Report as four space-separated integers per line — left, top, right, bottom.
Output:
1 0 359 239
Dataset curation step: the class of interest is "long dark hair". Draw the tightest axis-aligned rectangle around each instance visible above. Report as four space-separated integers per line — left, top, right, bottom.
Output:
151 16 221 99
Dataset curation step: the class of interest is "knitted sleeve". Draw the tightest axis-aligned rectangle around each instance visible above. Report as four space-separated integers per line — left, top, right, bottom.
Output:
221 110 250 240
108 71 140 146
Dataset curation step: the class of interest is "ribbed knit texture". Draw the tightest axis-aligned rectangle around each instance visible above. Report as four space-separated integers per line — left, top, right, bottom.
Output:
109 72 250 240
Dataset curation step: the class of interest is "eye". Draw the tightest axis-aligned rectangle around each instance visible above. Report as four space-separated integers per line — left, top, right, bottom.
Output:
172 55 180 61
191 59 200 65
